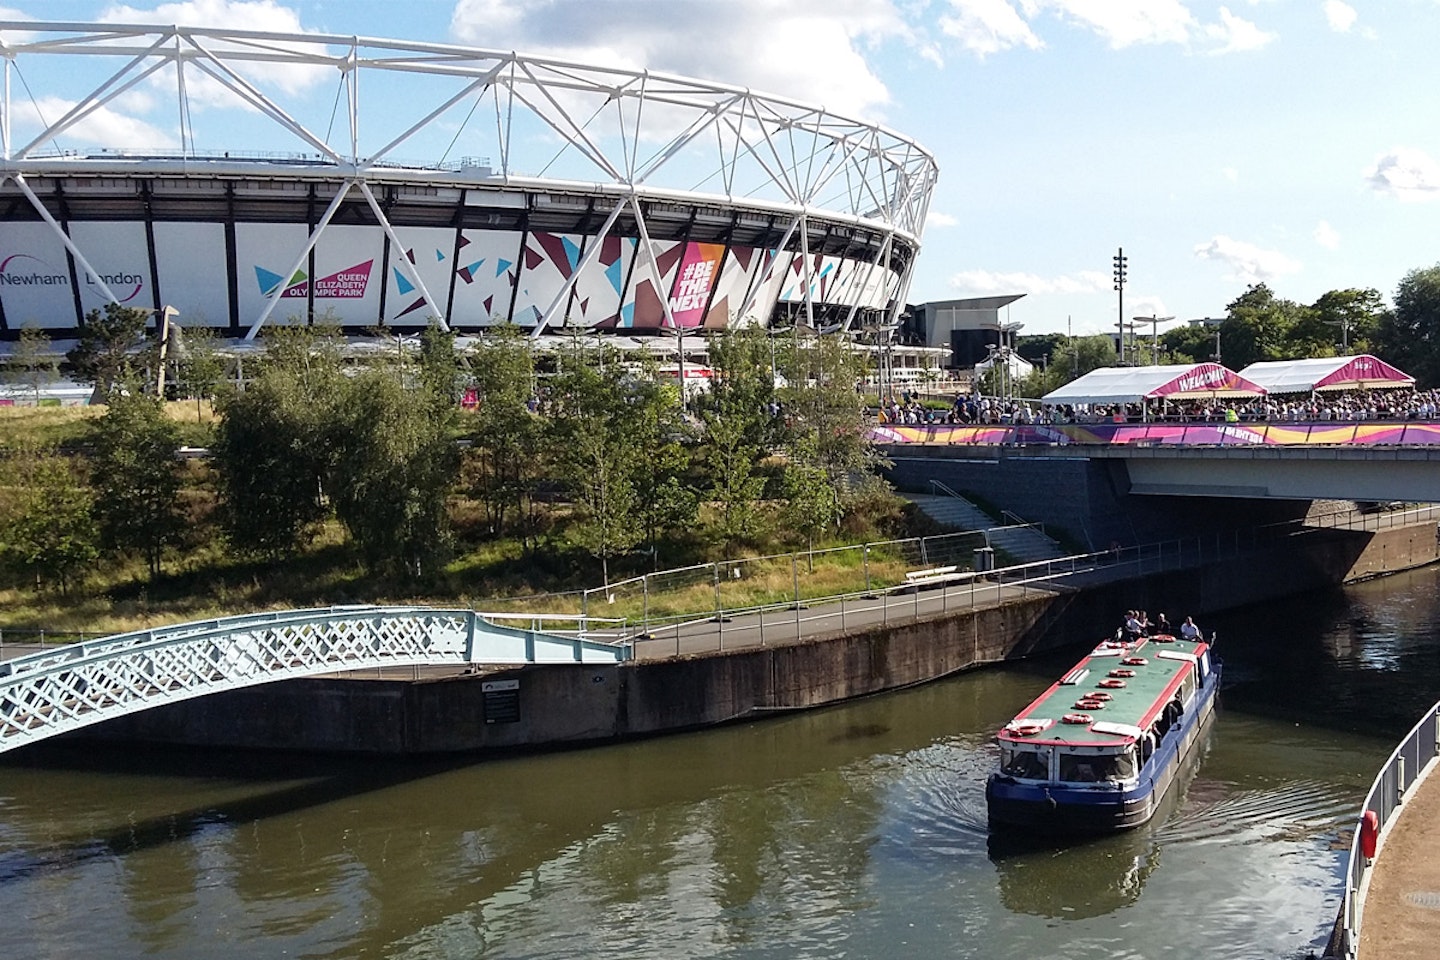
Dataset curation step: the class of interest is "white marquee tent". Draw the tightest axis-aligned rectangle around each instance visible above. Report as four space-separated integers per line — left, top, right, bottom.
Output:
1042 363 1268 406
1237 355 1414 394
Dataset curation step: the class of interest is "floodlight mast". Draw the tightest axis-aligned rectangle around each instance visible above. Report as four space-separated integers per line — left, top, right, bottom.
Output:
1112 248 1127 364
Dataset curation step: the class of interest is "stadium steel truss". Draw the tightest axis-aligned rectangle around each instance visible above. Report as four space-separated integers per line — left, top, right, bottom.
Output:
0 21 938 339
0 606 630 754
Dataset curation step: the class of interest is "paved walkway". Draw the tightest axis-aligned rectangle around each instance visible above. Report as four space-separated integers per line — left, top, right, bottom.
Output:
1358 761 1440 960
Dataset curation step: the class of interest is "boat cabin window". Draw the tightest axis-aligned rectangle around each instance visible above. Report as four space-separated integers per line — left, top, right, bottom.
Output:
1000 746 1049 779
1059 748 1137 783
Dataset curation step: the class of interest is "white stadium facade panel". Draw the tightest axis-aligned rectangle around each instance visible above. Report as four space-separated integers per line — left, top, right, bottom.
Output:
0 22 937 340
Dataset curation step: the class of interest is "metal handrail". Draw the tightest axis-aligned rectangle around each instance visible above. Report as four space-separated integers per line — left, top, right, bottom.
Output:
1329 701 1440 959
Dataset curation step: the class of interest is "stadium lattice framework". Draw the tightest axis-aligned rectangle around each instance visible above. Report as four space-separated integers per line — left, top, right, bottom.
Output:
0 22 938 342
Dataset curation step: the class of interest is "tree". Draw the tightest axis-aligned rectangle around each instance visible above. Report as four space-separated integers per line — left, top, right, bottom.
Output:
174 326 228 421
1017 335 1116 396
1376 264 1440 387
1216 284 1312 369
87 387 184 578
0 444 98 595
211 326 344 558
626 356 697 566
1306 288 1388 357
547 343 642 584
781 434 843 570
776 333 874 488
467 324 544 544
66 303 156 402
695 327 779 549
330 368 462 579
3 324 59 403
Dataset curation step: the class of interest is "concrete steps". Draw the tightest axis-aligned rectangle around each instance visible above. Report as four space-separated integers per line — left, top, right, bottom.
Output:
904 492 1068 565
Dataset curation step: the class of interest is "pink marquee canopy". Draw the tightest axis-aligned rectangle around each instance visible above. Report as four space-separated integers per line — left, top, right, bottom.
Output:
1238 355 1415 394
1042 363 1268 406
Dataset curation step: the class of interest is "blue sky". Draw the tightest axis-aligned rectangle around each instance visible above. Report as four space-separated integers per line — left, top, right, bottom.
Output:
3 0 1438 338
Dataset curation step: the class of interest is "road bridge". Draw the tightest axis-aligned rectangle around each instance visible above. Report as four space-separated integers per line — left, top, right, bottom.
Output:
875 420 1440 503
0 606 628 755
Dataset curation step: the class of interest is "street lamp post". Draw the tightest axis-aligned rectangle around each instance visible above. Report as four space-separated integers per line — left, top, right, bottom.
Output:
1133 314 1176 366
1325 318 1353 353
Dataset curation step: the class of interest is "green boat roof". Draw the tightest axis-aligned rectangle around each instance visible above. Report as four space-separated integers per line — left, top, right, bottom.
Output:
997 635 1211 748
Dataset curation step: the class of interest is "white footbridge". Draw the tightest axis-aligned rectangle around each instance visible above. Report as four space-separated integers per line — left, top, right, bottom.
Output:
0 606 630 755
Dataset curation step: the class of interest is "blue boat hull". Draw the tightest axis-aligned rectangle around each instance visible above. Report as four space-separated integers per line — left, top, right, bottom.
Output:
986 662 1222 834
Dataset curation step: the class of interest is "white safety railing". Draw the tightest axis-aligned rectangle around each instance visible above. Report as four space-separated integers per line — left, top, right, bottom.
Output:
1329 700 1440 960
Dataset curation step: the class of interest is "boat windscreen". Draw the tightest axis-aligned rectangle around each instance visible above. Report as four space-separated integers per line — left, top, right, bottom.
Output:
1058 749 1136 783
1000 746 1048 779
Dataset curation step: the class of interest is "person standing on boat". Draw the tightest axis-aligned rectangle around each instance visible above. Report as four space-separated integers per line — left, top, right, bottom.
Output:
1179 616 1201 641
1124 611 1144 641
1152 613 1171 637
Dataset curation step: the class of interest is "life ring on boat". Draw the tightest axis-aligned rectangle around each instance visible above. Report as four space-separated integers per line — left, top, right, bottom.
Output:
1075 699 1105 710
1121 657 1148 666
1108 668 1137 678
1086 691 1113 701
1098 678 1127 689
1012 723 1044 737
1062 713 1093 725
1153 635 1176 643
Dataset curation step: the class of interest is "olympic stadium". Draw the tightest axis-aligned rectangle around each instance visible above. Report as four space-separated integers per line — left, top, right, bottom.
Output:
0 21 938 347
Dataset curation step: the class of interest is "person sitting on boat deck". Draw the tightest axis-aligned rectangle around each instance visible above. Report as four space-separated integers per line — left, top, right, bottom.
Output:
1179 616 1202 641
1124 611 1144 640
1151 613 1171 636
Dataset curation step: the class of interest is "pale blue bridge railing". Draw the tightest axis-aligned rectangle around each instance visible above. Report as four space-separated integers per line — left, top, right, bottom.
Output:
0 605 630 755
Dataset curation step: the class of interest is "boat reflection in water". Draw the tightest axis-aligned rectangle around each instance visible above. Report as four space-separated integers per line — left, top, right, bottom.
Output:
987 712 1217 920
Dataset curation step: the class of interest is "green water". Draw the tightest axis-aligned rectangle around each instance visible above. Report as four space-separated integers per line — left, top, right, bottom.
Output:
6 567 1440 959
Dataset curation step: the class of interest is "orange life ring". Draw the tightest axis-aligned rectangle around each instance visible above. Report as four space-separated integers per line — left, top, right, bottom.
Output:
1086 691 1114 701
1108 668 1137 678
1121 657 1149 666
1013 723 1044 737
1062 713 1094 725
1153 635 1176 643
1098 678 1127 689
1074 699 1105 710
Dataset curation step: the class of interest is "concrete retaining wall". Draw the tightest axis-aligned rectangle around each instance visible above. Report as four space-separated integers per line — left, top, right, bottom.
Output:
79 520 1438 757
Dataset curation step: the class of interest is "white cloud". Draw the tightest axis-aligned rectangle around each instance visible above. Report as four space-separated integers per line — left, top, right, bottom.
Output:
1203 6 1275 53
1222 166 1239 182
11 95 177 149
1313 220 1341 250
99 1 327 98
448 0 913 120
948 268 1111 295
926 211 959 228
1043 0 1194 49
1193 235 1302 286
938 0 1043 57
1365 148 1440 202
1323 1 1357 32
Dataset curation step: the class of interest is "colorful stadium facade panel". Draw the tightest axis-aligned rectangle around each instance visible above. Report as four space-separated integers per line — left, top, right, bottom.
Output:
0 22 938 339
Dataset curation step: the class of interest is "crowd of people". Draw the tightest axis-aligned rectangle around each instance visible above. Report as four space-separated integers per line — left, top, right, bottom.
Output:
877 387 1440 428
1050 388 1440 425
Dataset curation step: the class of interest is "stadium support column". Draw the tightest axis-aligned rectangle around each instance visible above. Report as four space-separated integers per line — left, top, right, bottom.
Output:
11 174 120 305
356 181 448 330
529 196 627 339
629 192 686 394
243 181 352 340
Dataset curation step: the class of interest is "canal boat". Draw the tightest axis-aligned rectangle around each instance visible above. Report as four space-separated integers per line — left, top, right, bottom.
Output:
986 630 1221 834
